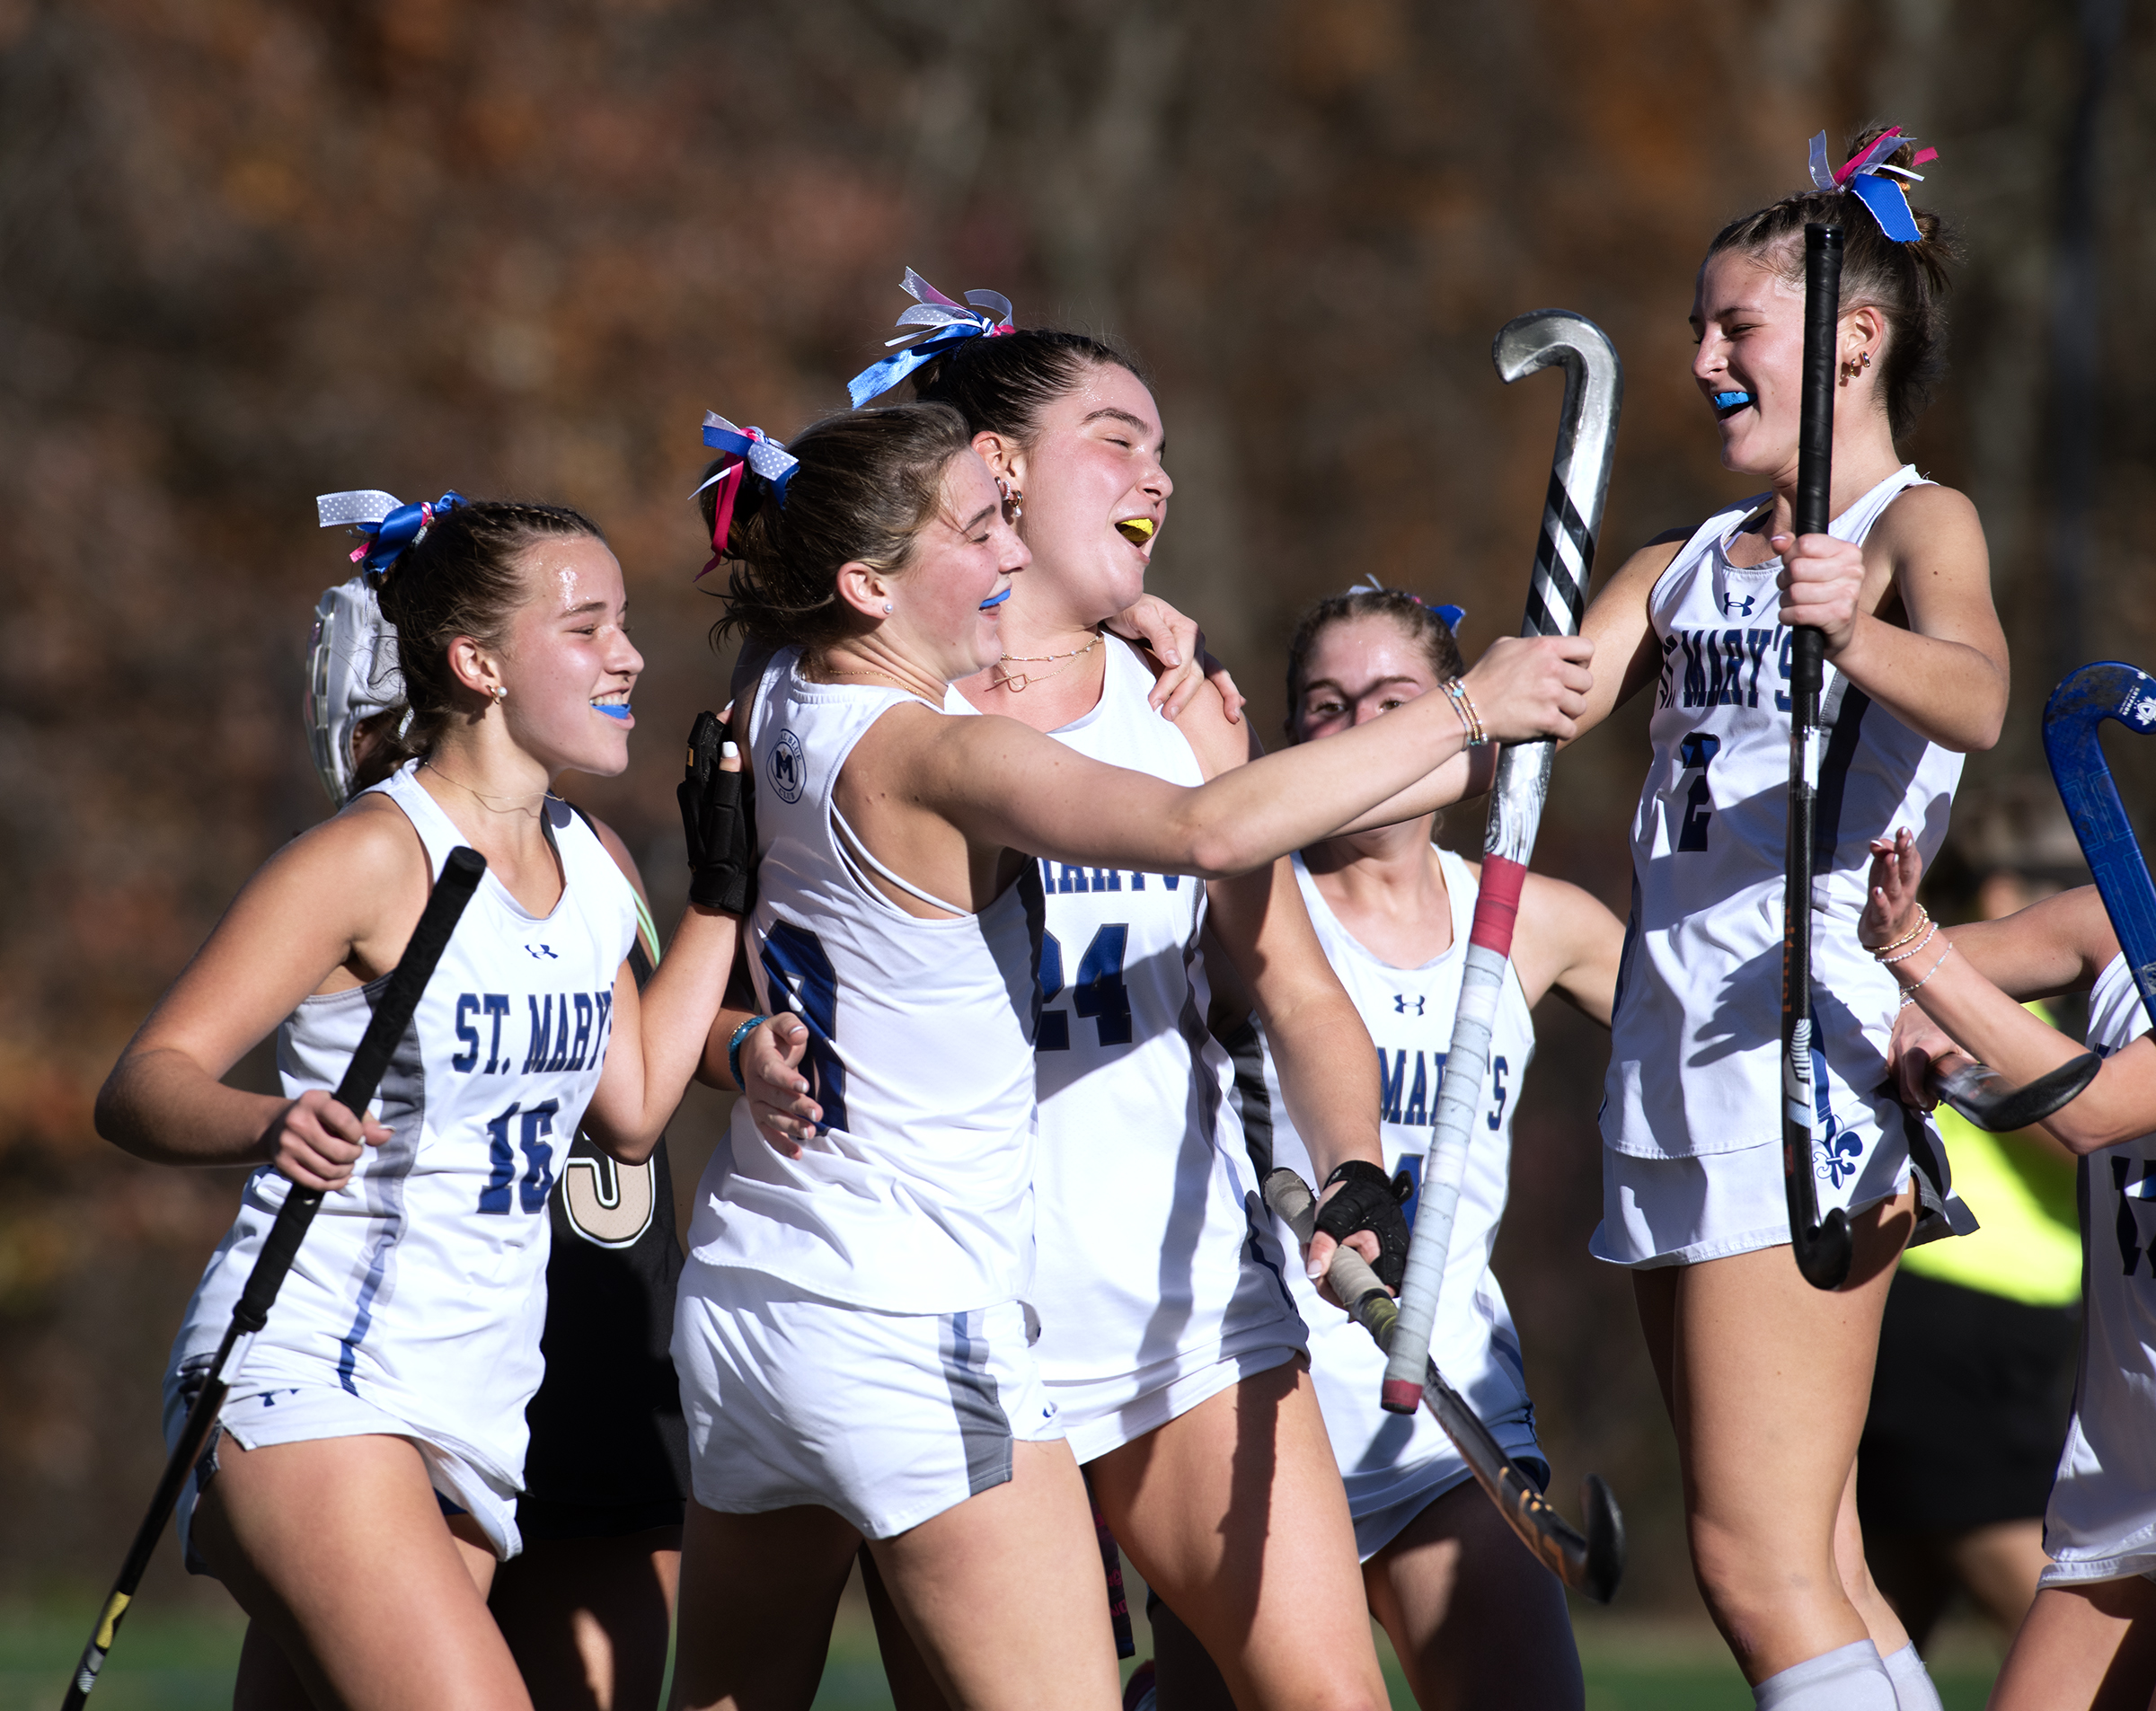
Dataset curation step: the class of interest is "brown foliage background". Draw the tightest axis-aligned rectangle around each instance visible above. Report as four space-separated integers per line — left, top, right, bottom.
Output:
1 0 2148 1612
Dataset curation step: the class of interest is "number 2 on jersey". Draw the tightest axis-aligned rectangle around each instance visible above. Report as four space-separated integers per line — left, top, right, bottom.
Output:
1676 730 1721 852
1037 924 1133 1052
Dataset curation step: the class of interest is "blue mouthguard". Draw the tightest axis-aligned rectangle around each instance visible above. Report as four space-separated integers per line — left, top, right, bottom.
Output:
594 703 632 721
978 587 1013 610
1712 390 1754 412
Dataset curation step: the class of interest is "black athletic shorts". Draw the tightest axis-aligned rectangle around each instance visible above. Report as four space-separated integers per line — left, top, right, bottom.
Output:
1858 1269 2077 1535
515 1127 692 1542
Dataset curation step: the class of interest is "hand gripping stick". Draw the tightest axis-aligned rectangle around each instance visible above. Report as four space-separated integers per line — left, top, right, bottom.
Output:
1268 1169 1624 1603
62 847 488 1711
1781 224 1854 1291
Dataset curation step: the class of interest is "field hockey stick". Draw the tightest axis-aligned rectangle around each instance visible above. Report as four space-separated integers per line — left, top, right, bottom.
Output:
1268 1169 1624 1601
62 846 487 1711
1779 224 1854 1292
1931 1055 2100 1132
1381 309 1622 1416
2046 664 2156 1039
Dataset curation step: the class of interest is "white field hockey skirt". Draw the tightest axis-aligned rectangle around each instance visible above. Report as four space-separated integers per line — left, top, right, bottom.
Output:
161 1376 525 1567
1590 1134 1913 1268
2038 1411 2156 1589
673 1264 1063 1539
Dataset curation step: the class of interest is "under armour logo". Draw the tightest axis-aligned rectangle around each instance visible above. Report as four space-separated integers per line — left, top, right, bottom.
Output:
525 944 559 960
1719 591 1757 618
1392 994 1425 1015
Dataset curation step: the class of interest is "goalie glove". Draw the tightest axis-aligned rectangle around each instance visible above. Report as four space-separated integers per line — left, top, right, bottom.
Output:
1312 1159 1412 1292
679 710 756 915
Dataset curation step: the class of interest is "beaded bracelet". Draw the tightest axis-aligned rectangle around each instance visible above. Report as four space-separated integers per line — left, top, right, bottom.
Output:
1879 919 1940 967
728 1013 774 1090
1899 939 1955 996
1868 904 1931 960
1441 678 1487 747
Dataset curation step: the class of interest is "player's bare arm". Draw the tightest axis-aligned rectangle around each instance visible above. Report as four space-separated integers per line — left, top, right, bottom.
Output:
94 798 429 1186
1780 481 2006 752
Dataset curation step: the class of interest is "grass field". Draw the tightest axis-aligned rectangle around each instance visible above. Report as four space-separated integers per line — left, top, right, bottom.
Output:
0 1592 2008 1708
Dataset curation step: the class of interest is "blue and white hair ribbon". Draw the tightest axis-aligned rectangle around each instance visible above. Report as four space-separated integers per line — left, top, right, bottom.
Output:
317 489 466 575
1807 128 1938 244
692 412 799 581
844 267 1015 407
1346 571 1465 631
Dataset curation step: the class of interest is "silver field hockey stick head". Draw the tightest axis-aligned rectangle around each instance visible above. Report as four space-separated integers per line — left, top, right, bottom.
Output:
1491 309 1623 644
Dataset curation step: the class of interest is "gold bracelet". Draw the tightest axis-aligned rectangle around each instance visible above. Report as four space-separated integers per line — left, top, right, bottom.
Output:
1869 904 1931 960
1879 919 1940 966
1442 678 1487 747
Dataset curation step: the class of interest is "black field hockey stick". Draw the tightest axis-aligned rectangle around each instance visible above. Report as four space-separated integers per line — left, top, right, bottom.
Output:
1268 1169 1623 1601
1931 1054 2100 1132
1780 224 1854 1292
62 846 487 1711
1382 310 1622 1414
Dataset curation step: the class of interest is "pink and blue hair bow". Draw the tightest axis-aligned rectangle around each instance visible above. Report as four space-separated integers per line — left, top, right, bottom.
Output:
693 412 799 581
1347 572 1464 631
317 489 465 575
845 268 1015 407
1807 128 1939 244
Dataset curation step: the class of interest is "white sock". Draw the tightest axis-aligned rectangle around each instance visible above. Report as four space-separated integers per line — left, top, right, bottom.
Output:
1754 1640 1898 1710
1882 1642 1945 1711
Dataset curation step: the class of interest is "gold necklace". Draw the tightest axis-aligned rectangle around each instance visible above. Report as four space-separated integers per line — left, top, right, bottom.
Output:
993 633 1100 693
421 759 552 817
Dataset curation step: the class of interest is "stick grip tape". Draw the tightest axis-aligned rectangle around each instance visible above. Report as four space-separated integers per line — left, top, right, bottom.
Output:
1261 1170 1399 1348
1795 224 1842 541
1466 855 1526 957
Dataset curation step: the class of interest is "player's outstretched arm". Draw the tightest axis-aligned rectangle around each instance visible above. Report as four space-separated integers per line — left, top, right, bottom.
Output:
1867 830 2145 1152
913 631 1587 874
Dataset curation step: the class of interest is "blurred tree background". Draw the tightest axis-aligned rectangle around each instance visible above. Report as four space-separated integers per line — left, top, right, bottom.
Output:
0 0 2147 1625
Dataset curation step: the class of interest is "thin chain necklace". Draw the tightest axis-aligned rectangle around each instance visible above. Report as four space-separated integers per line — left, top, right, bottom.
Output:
993 632 1100 693
421 758 552 817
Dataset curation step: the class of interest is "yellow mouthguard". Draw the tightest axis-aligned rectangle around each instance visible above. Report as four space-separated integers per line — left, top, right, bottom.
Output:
1115 518 1155 544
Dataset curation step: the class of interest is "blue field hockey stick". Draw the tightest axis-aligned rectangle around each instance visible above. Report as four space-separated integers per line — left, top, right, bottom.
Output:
1380 310 1622 1415
2046 664 2156 1037
62 846 487 1711
1268 1169 1624 1602
1780 224 1855 1291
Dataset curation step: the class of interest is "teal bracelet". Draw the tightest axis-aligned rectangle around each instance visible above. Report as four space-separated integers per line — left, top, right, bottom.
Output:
728 1014 773 1090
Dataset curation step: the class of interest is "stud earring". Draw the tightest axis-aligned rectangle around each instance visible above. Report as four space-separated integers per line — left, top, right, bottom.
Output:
883 601 895 614
491 685 508 703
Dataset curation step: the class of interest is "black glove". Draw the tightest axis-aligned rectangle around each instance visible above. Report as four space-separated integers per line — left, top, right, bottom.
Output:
1312 1159 1412 1291
678 710 756 915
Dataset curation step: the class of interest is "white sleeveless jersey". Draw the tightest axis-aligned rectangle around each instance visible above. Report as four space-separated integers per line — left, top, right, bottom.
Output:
946 639 1300 1429
684 650 1044 1313
2043 953 2156 1584
1604 466 1963 1169
169 764 639 1495
1250 850 1541 1519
